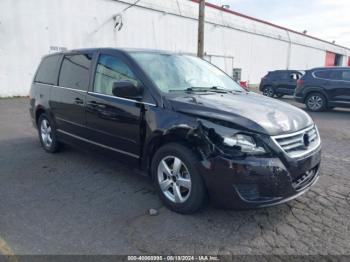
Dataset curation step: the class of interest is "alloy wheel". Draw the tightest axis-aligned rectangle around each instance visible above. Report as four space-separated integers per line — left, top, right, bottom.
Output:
307 95 323 111
157 156 192 203
40 119 53 148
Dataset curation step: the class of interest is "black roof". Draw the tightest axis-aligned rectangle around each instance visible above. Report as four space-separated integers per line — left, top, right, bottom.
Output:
69 47 175 54
308 66 350 71
43 48 178 58
268 70 304 73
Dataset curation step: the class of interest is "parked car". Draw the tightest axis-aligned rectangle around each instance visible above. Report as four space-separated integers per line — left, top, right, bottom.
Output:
294 67 350 112
260 70 304 98
30 48 321 214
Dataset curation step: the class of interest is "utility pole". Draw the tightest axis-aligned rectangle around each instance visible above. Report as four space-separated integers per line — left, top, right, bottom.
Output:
197 0 205 58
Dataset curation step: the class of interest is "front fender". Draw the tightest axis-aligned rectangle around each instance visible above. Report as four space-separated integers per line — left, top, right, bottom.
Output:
140 108 254 172
302 86 329 102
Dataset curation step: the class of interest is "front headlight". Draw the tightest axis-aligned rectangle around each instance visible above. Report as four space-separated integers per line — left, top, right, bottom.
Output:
223 134 266 154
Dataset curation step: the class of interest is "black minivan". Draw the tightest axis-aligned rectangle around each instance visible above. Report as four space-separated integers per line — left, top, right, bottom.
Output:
294 67 350 111
30 48 321 213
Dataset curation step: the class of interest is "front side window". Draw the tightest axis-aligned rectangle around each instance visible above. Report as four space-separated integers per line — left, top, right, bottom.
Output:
129 52 243 93
35 55 61 85
93 55 139 96
59 54 92 91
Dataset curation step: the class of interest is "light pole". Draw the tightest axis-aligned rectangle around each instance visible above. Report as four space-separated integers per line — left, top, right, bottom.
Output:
197 0 205 58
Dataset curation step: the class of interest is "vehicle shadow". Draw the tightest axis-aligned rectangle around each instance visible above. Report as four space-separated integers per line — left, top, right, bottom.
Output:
60 144 312 255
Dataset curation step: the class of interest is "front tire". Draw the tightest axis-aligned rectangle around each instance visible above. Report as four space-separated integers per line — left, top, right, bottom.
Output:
305 92 327 112
151 143 207 214
38 114 61 153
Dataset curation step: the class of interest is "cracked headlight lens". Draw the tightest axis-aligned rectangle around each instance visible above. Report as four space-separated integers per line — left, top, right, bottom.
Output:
223 134 266 154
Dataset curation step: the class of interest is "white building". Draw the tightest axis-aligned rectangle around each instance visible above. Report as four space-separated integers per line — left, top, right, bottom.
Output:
1 0 350 97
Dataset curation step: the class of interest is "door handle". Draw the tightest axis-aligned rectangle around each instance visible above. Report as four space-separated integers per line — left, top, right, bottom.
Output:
87 101 106 109
74 97 84 105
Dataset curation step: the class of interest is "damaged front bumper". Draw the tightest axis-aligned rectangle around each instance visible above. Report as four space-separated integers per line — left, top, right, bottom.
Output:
196 146 321 209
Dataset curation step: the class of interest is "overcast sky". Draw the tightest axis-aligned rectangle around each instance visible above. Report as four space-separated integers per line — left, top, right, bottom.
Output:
206 0 350 47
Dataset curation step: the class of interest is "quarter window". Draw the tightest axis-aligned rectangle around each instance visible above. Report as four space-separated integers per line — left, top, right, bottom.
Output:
58 54 92 91
34 55 61 85
314 70 331 79
93 54 139 96
314 70 342 80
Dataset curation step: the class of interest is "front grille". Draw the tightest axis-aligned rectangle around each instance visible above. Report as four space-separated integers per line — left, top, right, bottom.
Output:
272 125 320 158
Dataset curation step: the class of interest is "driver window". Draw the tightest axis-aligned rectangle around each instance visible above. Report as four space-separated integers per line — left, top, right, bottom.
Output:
94 54 139 96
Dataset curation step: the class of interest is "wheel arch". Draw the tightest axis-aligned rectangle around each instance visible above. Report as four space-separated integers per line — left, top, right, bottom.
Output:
302 87 329 103
141 126 204 175
35 106 46 126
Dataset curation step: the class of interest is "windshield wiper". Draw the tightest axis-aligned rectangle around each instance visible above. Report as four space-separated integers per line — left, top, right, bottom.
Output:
168 86 244 93
208 86 230 93
208 86 245 93
168 87 209 93
191 86 230 93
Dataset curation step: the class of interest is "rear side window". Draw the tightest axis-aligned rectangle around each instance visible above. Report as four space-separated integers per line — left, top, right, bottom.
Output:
34 55 61 85
58 54 93 91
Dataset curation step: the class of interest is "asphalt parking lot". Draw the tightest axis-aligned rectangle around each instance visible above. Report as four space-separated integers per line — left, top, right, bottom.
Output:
0 97 349 256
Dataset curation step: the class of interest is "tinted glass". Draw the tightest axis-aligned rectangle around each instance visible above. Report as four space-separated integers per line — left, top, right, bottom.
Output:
59 54 92 91
341 70 350 81
279 73 289 80
34 55 61 85
314 70 330 79
314 70 341 80
94 54 139 96
328 71 342 80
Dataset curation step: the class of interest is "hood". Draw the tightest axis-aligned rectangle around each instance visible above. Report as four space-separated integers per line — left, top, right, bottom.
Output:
168 92 313 136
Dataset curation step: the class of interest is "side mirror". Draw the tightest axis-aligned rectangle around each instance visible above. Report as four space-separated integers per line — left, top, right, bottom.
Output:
112 81 143 100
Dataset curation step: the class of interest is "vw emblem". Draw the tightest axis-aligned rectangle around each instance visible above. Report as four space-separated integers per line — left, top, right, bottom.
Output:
303 133 310 147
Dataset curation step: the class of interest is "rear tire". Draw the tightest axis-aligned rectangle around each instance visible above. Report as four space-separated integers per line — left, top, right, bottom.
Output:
262 86 275 97
151 143 207 214
305 92 327 112
276 93 284 98
38 113 61 153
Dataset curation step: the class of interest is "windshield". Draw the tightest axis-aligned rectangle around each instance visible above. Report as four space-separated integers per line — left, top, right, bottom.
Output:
129 52 244 93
